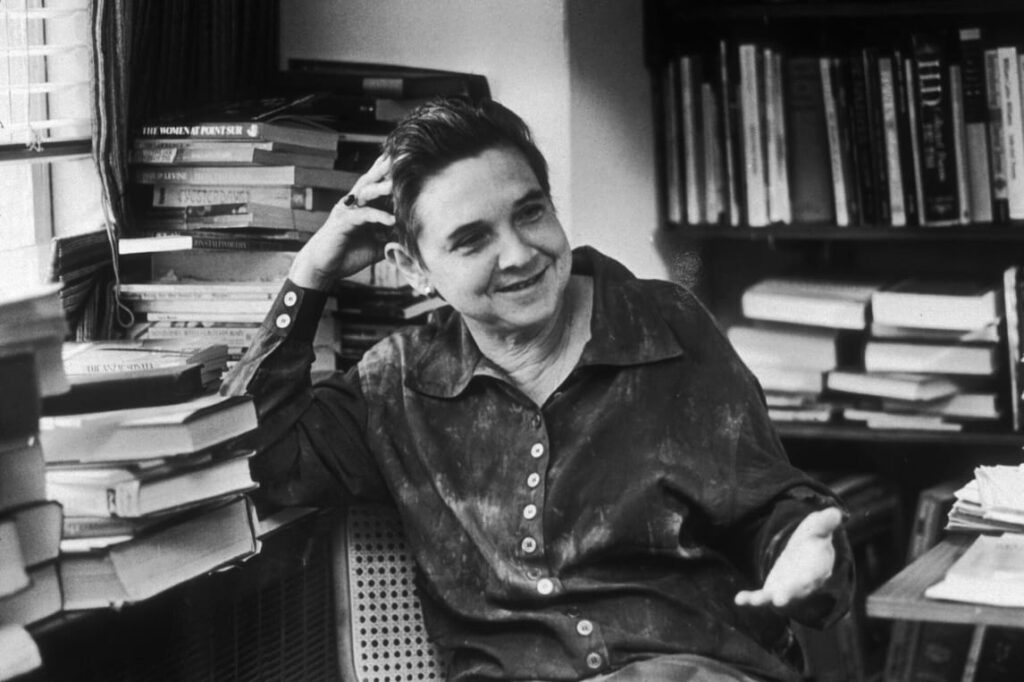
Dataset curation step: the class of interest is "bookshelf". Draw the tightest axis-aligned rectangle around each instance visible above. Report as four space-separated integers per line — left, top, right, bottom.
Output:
645 0 1024 450
645 1 1024 678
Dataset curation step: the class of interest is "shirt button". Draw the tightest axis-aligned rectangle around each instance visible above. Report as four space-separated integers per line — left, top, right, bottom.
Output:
576 619 594 636
526 472 541 488
526 568 541 580
532 413 543 428
536 578 554 595
530 443 545 458
283 291 298 307
275 313 291 329
585 652 602 669
521 537 537 553
523 504 538 520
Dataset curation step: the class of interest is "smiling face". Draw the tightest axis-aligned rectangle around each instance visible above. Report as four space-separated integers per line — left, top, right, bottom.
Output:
390 146 572 339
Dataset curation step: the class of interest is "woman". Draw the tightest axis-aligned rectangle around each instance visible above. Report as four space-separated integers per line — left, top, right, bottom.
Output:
223 98 851 682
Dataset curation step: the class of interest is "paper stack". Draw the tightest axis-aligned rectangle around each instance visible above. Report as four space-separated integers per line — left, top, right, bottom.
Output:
947 465 1024 533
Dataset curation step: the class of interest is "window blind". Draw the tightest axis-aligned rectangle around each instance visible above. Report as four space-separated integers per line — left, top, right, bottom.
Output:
1 0 92 162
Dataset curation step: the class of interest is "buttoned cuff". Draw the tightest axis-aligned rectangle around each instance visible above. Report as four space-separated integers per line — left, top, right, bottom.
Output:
268 279 328 342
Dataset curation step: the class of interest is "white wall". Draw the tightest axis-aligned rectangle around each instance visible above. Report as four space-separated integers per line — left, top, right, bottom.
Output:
280 0 666 279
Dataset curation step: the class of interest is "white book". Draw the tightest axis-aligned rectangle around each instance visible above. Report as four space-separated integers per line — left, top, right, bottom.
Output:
997 47 1024 219
747 364 824 394
820 57 850 227
741 278 883 330
826 370 962 401
870 278 1001 331
925 534 1024 607
842 407 962 432
863 340 998 376
727 324 842 371
765 48 790 224
740 44 769 227
879 57 907 227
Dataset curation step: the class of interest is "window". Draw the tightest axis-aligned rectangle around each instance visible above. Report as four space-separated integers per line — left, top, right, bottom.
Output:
1 0 103 294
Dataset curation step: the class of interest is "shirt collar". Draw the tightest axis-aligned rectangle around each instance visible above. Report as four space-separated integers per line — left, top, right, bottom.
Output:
405 246 685 398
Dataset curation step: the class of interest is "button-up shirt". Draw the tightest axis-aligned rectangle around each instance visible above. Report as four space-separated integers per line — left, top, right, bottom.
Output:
222 247 852 682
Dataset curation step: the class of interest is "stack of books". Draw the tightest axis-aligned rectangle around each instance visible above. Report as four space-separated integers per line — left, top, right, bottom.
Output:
47 230 116 341
830 278 1002 432
0 286 68 675
332 260 447 369
730 277 883 423
39 381 261 610
119 281 338 373
946 464 1024 534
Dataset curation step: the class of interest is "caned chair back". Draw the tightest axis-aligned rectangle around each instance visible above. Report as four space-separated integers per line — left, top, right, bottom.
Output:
333 505 447 682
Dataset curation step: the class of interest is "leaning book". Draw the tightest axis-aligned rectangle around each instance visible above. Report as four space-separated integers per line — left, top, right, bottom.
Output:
38 393 257 463
59 495 259 610
924 533 1024 607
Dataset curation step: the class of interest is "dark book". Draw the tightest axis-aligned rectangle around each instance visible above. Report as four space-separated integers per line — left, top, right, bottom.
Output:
847 49 883 226
0 354 40 441
0 438 46 515
41 363 206 415
150 183 344 212
284 59 491 101
718 39 743 226
958 28 994 223
1003 266 1024 431
892 49 920 226
118 232 309 254
962 626 1024 682
136 119 342 151
883 481 972 682
130 144 337 170
784 57 835 224
661 58 684 226
910 31 960 226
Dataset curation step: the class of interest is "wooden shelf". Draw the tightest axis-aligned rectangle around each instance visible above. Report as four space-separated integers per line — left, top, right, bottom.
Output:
775 423 1024 447
666 1 1024 21
658 224 1024 243
867 534 1024 629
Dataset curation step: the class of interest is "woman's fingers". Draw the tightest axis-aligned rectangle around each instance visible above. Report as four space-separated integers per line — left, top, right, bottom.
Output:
345 155 393 203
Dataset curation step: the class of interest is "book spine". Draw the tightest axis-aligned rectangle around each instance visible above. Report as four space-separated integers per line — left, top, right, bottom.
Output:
740 43 768 227
765 48 790 224
880 56 908 226
1003 266 1022 431
985 49 1010 222
785 57 835 224
821 57 851 227
701 81 725 225
719 40 743 227
661 60 684 226
959 28 994 223
848 50 880 226
949 64 972 225
680 55 704 226
912 32 960 226
904 56 927 225
998 47 1024 219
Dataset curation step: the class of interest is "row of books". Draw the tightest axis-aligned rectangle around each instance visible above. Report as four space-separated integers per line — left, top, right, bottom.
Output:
728 274 1009 431
661 28 1024 229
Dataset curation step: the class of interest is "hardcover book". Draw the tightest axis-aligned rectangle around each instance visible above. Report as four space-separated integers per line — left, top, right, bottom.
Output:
784 57 834 224
38 393 257 464
59 495 258 610
910 32 960 226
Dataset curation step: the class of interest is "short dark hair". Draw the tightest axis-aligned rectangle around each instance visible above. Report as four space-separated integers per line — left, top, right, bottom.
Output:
382 97 550 262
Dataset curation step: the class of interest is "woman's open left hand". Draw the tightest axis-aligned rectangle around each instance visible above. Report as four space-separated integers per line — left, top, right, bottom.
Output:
288 154 396 291
733 507 843 612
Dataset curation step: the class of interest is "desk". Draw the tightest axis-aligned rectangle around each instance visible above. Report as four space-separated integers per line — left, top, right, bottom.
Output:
867 533 1024 630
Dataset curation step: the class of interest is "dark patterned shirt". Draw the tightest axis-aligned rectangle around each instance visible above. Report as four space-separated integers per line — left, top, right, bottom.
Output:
221 247 853 682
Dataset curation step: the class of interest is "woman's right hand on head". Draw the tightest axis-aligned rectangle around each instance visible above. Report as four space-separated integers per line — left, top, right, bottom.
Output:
287 155 396 291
